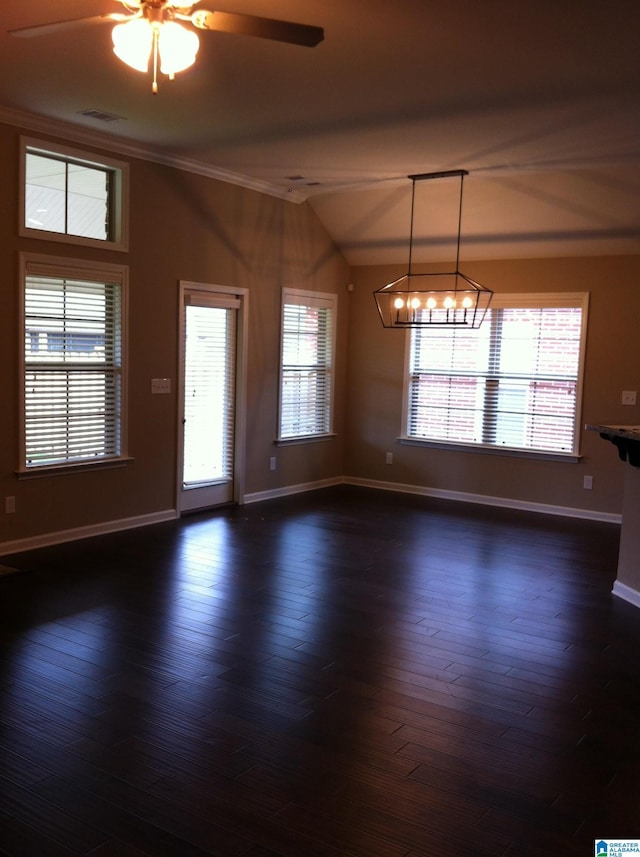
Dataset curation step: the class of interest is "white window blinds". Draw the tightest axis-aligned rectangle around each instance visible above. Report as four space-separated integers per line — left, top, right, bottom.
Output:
23 269 124 469
279 290 336 440
407 293 588 455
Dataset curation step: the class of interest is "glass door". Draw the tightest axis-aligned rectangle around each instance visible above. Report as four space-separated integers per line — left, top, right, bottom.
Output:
179 289 239 512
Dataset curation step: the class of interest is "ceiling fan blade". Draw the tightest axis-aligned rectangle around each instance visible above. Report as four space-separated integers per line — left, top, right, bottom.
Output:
9 13 128 39
191 10 323 47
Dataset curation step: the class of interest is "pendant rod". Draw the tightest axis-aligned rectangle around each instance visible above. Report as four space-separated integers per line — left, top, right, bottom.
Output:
407 177 417 276
405 169 469 276
455 171 465 272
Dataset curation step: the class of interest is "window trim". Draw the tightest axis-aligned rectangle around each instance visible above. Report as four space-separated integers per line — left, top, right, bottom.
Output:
18 252 129 477
277 287 337 443
401 292 589 460
19 136 129 252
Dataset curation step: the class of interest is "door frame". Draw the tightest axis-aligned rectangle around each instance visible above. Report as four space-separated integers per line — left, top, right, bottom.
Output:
177 280 249 512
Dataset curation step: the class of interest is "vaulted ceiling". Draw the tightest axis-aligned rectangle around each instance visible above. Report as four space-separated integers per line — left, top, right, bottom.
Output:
3 0 640 266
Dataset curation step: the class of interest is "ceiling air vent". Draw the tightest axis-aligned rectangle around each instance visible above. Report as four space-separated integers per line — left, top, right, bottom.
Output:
78 108 125 123
286 175 321 187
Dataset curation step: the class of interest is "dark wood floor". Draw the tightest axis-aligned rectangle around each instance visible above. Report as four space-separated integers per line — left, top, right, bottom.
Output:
1 485 639 857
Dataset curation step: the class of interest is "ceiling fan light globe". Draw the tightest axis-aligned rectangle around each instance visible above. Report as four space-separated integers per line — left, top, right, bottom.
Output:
159 21 199 75
112 18 152 72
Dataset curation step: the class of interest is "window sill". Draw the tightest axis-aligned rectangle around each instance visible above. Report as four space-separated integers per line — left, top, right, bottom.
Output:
399 437 581 463
16 457 133 480
20 226 129 253
276 433 336 446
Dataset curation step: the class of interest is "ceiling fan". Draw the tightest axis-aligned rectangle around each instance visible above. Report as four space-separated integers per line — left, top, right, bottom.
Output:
10 1 324 93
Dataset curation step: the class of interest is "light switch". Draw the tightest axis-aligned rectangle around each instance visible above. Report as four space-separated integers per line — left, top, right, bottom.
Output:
151 378 171 394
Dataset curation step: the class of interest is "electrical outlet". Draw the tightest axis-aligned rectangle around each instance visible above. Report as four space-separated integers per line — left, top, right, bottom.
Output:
385 452 393 464
269 456 277 471
583 475 593 490
5 496 16 514
621 390 637 406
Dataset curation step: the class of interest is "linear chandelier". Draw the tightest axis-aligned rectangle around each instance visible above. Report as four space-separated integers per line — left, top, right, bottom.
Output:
373 170 493 329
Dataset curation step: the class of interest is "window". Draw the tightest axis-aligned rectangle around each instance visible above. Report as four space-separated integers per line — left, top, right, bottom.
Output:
279 289 337 441
20 138 128 251
405 293 588 457
20 254 128 472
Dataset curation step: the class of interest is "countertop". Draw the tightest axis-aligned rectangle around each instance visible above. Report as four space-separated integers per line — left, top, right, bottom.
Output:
586 424 640 466
585 424 640 440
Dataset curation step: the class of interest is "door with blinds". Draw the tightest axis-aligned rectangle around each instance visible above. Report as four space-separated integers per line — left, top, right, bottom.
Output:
179 287 241 513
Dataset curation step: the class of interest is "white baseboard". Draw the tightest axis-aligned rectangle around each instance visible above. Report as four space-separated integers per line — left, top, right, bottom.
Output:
0 475 621 557
344 477 622 523
243 476 343 505
0 509 178 557
612 580 640 609
245 474 620 522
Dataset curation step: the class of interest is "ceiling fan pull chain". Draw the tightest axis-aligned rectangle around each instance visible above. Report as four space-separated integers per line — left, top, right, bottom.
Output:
152 25 159 94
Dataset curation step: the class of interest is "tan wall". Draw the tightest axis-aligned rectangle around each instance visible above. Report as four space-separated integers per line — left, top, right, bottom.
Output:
2 115 639 551
346 256 640 516
0 122 350 547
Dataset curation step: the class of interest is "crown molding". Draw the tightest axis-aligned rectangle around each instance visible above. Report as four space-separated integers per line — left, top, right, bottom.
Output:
0 103 307 204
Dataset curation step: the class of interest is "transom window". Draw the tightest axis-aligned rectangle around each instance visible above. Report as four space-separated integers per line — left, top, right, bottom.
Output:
20 254 128 472
20 138 128 251
405 293 589 457
279 288 337 441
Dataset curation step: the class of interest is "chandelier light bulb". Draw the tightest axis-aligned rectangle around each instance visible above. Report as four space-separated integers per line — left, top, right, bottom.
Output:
409 297 421 310
444 296 455 309
394 297 405 310
426 297 437 310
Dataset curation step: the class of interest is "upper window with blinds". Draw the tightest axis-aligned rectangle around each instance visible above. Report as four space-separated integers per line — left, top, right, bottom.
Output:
405 293 589 457
20 254 128 473
279 288 337 441
20 138 129 251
